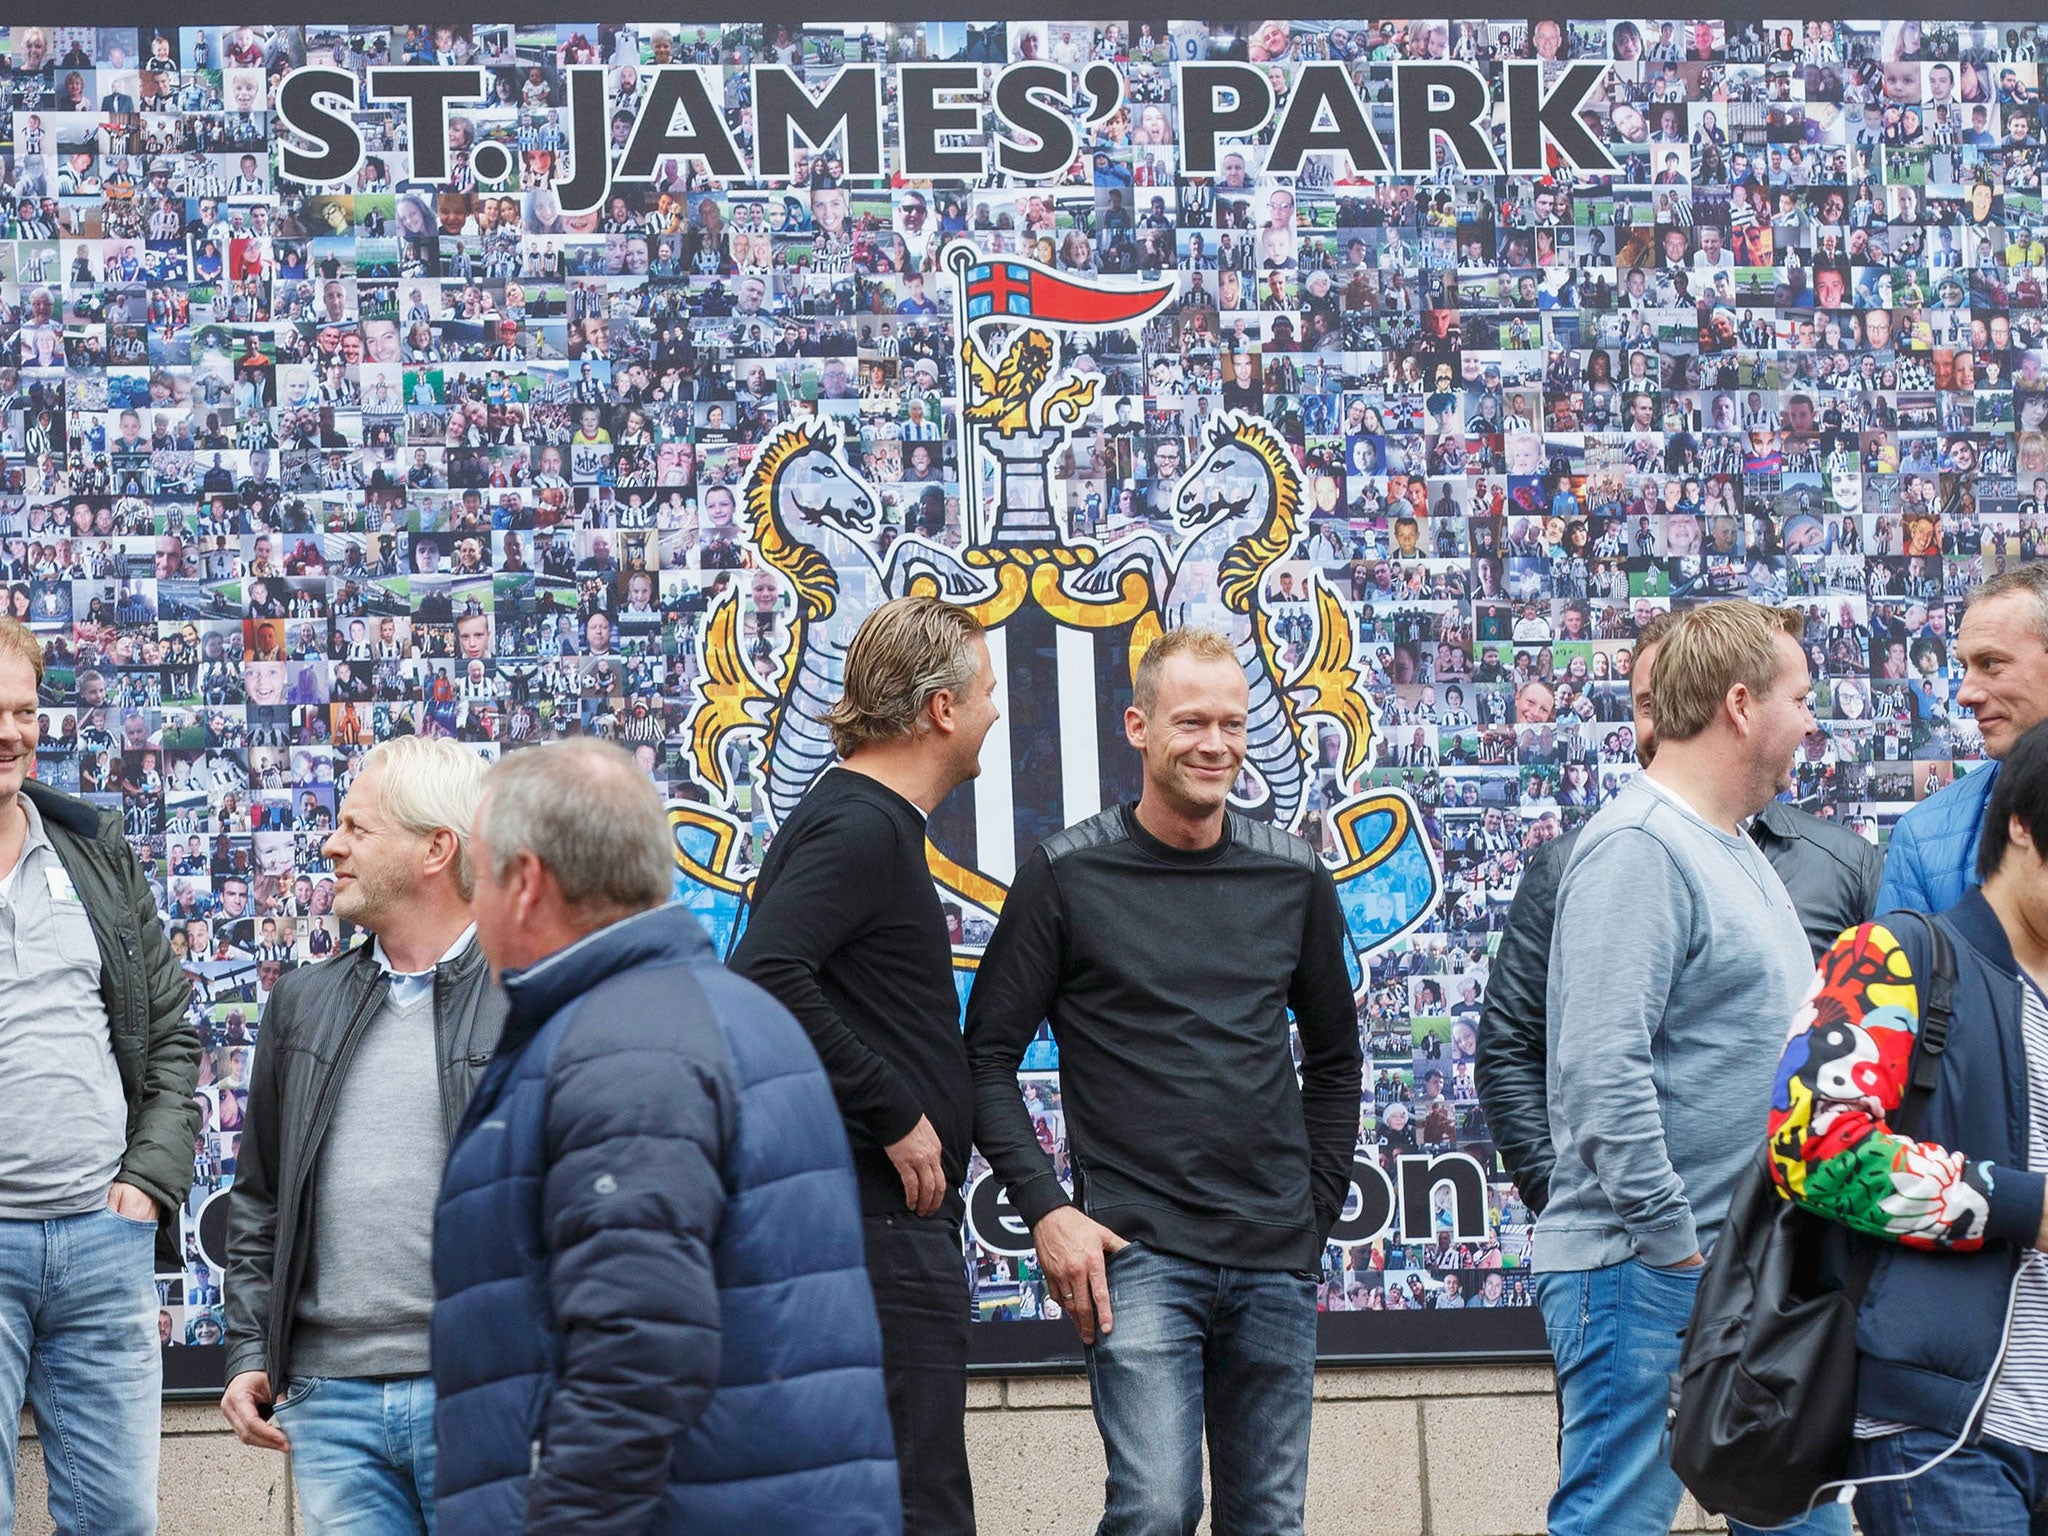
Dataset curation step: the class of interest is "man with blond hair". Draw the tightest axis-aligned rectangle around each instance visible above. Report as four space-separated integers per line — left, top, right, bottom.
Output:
0 616 198 1535
731 596 996 1534
967 626 1360 1536
1536 600 1845 1536
222 736 503 1536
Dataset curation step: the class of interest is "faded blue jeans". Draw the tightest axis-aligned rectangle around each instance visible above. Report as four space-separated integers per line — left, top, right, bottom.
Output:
1536 1260 1852 1536
1084 1241 1317 1536
0 1207 163 1536
274 1374 438 1536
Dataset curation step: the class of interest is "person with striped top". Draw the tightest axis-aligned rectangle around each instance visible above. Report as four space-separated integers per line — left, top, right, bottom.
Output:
1769 717 2048 1529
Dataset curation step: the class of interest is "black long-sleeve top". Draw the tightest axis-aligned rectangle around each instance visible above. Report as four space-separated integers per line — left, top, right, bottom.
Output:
728 769 971 1225
964 806 1363 1273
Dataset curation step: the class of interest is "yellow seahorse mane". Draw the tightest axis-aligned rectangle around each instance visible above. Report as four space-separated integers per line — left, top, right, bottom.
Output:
1213 416 1305 613
744 419 840 620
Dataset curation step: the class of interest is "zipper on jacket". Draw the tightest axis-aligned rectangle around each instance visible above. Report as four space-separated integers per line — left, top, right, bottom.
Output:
84 895 142 1038
120 932 139 1034
430 951 498 1139
432 962 460 1139
2016 974 2034 1177
293 974 390 1172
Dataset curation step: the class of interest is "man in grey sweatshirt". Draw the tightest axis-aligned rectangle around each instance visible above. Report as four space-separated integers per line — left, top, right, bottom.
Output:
1536 601 1848 1536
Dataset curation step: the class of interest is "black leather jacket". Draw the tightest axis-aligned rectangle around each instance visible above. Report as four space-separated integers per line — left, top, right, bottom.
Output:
1475 801 1881 1214
223 935 504 1391
1748 800 1886 960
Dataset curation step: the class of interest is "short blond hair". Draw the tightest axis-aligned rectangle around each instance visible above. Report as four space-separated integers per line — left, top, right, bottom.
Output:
0 618 43 686
1133 627 1239 715
1646 601 1804 743
359 736 489 898
826 597 985 757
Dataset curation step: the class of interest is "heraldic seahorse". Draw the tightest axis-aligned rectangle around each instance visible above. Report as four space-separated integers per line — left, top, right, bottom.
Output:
1165 415 1307 829
744 419 887 826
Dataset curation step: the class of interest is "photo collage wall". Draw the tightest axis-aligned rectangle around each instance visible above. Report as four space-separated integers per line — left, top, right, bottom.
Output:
0 12 2036 1368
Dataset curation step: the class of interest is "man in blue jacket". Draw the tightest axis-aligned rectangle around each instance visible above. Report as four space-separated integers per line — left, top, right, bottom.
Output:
1770 717 2048 1529
432 740 901 1536
1878 564 2048 914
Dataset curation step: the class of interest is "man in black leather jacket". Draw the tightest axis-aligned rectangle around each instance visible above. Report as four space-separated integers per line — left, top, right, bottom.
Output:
1476 615 1880 1213
220 737 505 1536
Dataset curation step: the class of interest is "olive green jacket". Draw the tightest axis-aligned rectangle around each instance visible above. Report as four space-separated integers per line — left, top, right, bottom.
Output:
23 780 199 1261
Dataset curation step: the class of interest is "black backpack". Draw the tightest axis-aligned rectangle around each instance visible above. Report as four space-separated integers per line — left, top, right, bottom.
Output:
1666 912 1955 1527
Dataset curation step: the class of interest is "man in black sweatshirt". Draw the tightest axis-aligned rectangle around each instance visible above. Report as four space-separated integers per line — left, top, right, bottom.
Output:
966 627 1361 1536
729 597 998 1536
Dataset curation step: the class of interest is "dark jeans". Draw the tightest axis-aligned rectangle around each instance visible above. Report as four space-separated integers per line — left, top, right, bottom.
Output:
1853 1427 2048 1534
863 1212 975 1536
1084 1241 1317 1536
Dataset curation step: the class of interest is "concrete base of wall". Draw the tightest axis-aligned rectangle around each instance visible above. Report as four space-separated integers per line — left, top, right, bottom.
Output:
16 1403 292 1536
16 1366 1729 1535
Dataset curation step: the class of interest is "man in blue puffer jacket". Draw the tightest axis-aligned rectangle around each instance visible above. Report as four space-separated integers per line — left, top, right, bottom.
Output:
432 740 901 1536
1877 564 2048 915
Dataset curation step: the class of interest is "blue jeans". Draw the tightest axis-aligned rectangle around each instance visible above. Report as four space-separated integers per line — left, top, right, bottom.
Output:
1853 1427 2048 1534
1535 1260 1851 1536
275 1374 438 1536
1084 1242 1317 1536
0 1207 163 1536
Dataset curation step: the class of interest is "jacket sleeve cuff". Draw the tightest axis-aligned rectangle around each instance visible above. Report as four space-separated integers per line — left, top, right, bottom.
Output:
224 1341 268 1382
1631 1212 1700 1269
1984 1164 2045 1249
116 1159 175 1215
1008 1171 1074 1231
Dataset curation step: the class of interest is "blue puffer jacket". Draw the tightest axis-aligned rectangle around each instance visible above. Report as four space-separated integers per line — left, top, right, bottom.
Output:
1874 760 1999 917
431 904 901 1536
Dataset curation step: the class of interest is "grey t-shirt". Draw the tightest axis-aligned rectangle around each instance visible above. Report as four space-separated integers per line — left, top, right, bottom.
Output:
0 794 126 1219
292 984 447 1379
1536 775 1814 1273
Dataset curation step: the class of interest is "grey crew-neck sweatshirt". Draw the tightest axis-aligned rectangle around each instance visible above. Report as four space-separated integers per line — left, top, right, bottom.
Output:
1535 776 1814 1273
292 986 446 1378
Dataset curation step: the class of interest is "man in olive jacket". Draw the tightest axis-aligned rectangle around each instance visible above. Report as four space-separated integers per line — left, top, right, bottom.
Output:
0 620 199 1535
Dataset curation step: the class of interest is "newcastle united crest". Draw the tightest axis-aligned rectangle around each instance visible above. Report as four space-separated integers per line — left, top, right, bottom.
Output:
670 240 1440 1001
